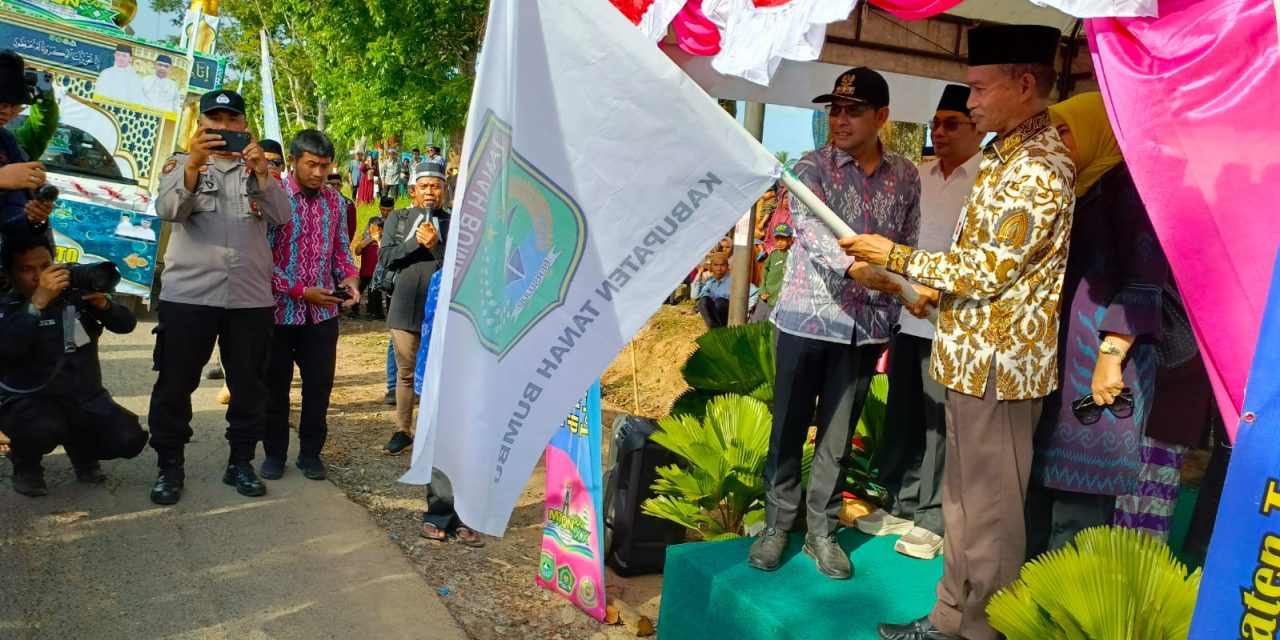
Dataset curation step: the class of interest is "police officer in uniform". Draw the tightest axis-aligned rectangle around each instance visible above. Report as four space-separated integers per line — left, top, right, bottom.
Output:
148 89 290 505
0 234 147 496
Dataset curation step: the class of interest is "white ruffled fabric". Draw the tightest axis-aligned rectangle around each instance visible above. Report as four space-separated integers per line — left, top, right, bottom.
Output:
701 0 859 86
1030 0 1157 17
633 0 690 42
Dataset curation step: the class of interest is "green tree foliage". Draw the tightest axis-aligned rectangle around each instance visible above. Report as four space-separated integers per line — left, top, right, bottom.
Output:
987 526 1202 640
150 0 487 148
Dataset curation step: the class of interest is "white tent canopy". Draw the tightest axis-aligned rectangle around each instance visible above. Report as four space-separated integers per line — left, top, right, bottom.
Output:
665 43 952 124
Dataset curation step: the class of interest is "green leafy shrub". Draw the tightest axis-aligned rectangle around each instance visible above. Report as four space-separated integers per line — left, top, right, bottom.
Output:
987 526 1202 640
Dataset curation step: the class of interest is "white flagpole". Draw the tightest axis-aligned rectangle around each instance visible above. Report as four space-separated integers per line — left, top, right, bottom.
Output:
779 170 936 320
259 29 283 143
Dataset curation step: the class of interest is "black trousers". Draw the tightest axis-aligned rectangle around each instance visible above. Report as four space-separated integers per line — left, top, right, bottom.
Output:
422 467 463 531
879 332 948 535
765 329 880 536
0 396 147 468
1024 484 1115 558
695 296 729 329
264 317 339 460
356 276 384 317
148 302 274 457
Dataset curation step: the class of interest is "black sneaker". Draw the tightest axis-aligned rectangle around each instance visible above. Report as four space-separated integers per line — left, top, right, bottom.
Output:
74 462 107 484
222 462 267 497
259 456 285 480
803 533 852 580
384 431 413 456
295 455 327 480
383 391 396 406
748 527 788 571
204 366 224 380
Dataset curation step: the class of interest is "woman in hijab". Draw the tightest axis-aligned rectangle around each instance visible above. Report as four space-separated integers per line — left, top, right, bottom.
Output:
1025 92 1175 555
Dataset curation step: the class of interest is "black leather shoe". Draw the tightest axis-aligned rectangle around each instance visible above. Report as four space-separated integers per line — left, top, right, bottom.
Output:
384 431 413 456
383 391 396 406
803 532 852 580
74 462 107 483
223 462 267 497
747 527 788 571
150 467 184 505
878 616 959 640
296 455 327 480
259 456 285 480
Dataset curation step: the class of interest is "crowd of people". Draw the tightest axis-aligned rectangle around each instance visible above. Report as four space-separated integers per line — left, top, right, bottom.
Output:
0 22 1223 636
0 48 485 547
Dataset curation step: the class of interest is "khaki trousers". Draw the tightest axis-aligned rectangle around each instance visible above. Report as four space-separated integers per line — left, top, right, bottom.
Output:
390 329 421 434
929 367 1042 640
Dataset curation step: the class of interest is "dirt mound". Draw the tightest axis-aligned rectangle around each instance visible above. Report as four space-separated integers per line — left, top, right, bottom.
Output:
600 304 705 420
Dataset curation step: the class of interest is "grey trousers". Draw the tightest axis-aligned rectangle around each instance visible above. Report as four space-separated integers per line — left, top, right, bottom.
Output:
929 366 1043 640
879 333 947 535
765 330 879 536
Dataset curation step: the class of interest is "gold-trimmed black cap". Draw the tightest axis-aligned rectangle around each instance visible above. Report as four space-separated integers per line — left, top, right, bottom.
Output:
812 67 890 108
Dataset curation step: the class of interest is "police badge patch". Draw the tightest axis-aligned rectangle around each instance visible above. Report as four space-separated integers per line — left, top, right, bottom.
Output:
162 159 178 174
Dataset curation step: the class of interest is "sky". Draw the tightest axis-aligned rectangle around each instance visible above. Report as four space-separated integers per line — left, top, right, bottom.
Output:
128 2 179 44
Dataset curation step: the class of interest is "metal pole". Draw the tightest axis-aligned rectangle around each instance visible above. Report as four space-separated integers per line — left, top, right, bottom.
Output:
728 102 765 326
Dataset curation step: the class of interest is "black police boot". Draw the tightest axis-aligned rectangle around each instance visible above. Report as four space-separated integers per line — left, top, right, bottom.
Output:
223 449 266 497
150 449 185 506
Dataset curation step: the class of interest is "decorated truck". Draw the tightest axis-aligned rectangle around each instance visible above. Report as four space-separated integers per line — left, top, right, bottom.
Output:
1 0 224 302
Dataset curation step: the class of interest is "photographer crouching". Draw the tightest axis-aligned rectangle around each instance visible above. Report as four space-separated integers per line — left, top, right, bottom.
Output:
0 235 145 496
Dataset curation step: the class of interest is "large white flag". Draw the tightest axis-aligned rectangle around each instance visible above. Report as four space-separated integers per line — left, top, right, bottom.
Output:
402 0 780 535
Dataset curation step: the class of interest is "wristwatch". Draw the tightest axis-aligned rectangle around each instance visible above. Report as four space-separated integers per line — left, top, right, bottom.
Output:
1099 341 1126 359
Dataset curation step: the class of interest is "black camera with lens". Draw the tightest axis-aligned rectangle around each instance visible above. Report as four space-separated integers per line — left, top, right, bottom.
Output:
23 68 52 100
67 261 121 294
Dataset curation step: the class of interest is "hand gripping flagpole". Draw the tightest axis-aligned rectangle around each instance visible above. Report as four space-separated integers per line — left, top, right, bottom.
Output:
779 170 938 323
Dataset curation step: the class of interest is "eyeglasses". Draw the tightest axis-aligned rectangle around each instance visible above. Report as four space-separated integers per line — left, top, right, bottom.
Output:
931 118 976 132
825 103 872 119
1070 388 1135 425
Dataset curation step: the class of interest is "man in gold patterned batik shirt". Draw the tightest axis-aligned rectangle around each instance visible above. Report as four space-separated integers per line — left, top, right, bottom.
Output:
842 25 1077 640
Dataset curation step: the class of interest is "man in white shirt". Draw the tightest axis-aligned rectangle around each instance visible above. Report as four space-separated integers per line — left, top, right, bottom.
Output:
93 45 144 106
141 54 182 114
855 85 984 561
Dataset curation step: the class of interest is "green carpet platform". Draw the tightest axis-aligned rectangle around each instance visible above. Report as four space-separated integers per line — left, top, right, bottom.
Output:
658 487 1202 639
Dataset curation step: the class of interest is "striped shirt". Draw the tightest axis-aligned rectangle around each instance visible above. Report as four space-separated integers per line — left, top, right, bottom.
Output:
270 176 359 325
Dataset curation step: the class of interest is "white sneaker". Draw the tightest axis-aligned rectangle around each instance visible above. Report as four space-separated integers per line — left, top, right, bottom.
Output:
895 527 944 560
855 508 914 536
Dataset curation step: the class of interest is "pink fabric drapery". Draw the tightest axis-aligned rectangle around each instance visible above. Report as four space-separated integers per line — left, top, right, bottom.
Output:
866 0 963 20
1086 0 1280 438
672 1 723 55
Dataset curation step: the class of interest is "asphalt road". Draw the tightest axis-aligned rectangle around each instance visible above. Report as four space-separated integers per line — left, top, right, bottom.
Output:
0 313 468 640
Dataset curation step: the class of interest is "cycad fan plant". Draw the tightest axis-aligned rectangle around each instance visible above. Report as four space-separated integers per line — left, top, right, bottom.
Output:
641 394 772 540
987 526 1202 640
669 322 774 419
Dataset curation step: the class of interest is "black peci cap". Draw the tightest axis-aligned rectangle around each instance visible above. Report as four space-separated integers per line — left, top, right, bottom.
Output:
156 54 173 65
936 84 971 115
199 89 246 115
967 25 1061 67
259 139 283 156
379 196 396 208
813 67 890 109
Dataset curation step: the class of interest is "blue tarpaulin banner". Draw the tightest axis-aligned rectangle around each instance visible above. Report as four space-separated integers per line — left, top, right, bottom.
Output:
1190 248 1280 638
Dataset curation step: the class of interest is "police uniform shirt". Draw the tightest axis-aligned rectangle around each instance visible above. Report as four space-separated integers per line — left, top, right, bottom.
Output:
154 152 292 309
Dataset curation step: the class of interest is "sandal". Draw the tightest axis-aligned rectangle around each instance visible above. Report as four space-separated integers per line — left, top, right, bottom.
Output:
455 525 486 548
420 522 447 541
